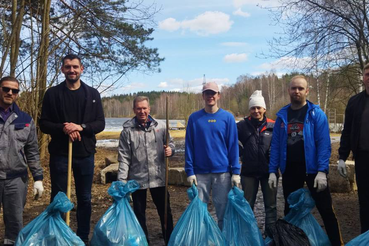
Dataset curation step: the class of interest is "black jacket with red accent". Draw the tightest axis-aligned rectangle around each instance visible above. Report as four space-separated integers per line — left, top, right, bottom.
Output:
237 116 275 177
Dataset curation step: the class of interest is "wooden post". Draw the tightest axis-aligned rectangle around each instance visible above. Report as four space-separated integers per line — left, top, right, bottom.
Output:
66 138 72 226
164 96 170 241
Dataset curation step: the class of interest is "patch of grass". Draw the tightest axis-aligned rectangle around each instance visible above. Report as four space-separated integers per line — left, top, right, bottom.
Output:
96 131 120 140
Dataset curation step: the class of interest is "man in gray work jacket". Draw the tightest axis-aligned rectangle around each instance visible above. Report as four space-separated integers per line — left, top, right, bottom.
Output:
118 96 174 245
0 76 44 246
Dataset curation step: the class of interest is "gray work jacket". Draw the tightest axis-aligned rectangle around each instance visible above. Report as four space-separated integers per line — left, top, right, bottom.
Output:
0 103 43 180
117 116 175 189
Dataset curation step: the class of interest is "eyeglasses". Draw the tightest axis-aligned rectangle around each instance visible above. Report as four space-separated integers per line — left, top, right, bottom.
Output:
1 86 20 94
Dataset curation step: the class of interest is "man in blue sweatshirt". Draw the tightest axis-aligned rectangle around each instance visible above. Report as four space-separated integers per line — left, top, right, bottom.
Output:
185 81 240 230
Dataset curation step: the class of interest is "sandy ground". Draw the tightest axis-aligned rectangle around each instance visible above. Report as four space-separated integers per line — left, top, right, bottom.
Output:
0 134 362 245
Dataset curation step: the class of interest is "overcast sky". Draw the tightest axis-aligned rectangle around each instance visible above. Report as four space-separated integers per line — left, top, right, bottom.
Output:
107 0 297 96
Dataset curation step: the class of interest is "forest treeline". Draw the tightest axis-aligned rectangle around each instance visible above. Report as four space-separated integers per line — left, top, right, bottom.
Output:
102 67 362 125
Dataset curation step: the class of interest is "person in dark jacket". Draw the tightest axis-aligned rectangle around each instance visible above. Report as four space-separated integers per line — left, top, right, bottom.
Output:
0 76 44 246
338 63 369 234
237 90 276 237
39 54 105 245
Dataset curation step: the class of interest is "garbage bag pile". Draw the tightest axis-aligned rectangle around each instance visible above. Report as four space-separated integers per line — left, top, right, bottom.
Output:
168 184 225 246
15 192 84 246
90 180 148 246
284 188 331 246
222 187 264 246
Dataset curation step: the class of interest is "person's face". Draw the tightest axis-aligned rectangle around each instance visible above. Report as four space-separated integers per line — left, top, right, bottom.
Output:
288 78 309 105
134 100 150 123
249 106 266 121
0 81 19 109
202 90 220 107
61 59 84 84
363 68 369 92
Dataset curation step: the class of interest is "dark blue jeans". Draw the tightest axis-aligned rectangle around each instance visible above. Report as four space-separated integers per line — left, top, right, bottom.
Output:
49 154 94 242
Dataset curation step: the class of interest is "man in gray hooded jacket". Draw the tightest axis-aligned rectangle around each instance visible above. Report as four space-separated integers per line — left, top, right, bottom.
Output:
118 96 174 245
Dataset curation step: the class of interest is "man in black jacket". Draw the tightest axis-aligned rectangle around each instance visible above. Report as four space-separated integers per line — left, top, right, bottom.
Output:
338 63 369 234
40 54 105 244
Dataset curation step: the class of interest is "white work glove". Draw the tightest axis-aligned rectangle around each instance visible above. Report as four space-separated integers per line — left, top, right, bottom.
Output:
338 159 347 178
314 172 327 192
121 179 127 184
268 173 277 189
231 174 241 188
33 181 44 200
187 175 197 185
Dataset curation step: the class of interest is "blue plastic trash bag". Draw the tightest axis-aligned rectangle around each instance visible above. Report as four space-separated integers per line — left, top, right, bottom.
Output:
90 180 148 246
222 187 264 246
346 229 369 245
284 188 331 246
168 184 226 246
15 192 85 246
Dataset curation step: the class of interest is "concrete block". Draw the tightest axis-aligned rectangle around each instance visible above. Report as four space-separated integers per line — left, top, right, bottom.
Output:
105 155 118 167
329 161 356 193
101 163 118 184
168 167 191 186
168 168 183 185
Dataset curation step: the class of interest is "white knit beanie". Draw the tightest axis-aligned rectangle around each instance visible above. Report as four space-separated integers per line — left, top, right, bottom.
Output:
249 90 266 110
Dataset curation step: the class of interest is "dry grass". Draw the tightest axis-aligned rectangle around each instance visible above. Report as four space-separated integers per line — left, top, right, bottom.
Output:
96 129 186 140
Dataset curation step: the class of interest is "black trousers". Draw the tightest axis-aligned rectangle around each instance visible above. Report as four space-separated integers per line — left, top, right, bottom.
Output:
132 186 174 245
355 151 369 233
282 165 343 246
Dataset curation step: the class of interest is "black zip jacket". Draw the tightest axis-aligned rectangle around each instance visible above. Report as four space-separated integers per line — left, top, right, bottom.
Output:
237 116 275 177
39 81 105 156
339 90 367 160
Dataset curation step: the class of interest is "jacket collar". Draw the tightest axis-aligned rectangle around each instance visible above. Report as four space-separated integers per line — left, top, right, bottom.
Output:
276 100 318 119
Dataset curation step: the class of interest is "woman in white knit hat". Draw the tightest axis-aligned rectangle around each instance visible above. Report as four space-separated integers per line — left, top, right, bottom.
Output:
237 90 277 237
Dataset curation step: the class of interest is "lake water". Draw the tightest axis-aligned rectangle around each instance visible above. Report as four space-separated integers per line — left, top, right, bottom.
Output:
104 118 185 132
97 118 185 148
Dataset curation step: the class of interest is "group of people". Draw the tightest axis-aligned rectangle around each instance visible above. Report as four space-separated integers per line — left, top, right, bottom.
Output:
0 53 368 246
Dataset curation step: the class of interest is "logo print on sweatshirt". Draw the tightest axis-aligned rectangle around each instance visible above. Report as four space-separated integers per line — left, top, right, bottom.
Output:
208 119 216 123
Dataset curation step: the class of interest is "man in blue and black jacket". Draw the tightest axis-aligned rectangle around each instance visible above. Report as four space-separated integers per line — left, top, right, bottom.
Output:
268 75 343 246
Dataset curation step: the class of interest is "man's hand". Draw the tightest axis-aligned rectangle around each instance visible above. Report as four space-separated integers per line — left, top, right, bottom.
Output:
187 175 197 185
231 174 241 188
314 172 327 192
63 122 83 135
338 159 347 178
69 131 81 142
268 173 277 189
164 145 172 157
33 181 44 200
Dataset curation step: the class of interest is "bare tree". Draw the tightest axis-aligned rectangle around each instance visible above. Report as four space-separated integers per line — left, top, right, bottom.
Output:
268 0 369 85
